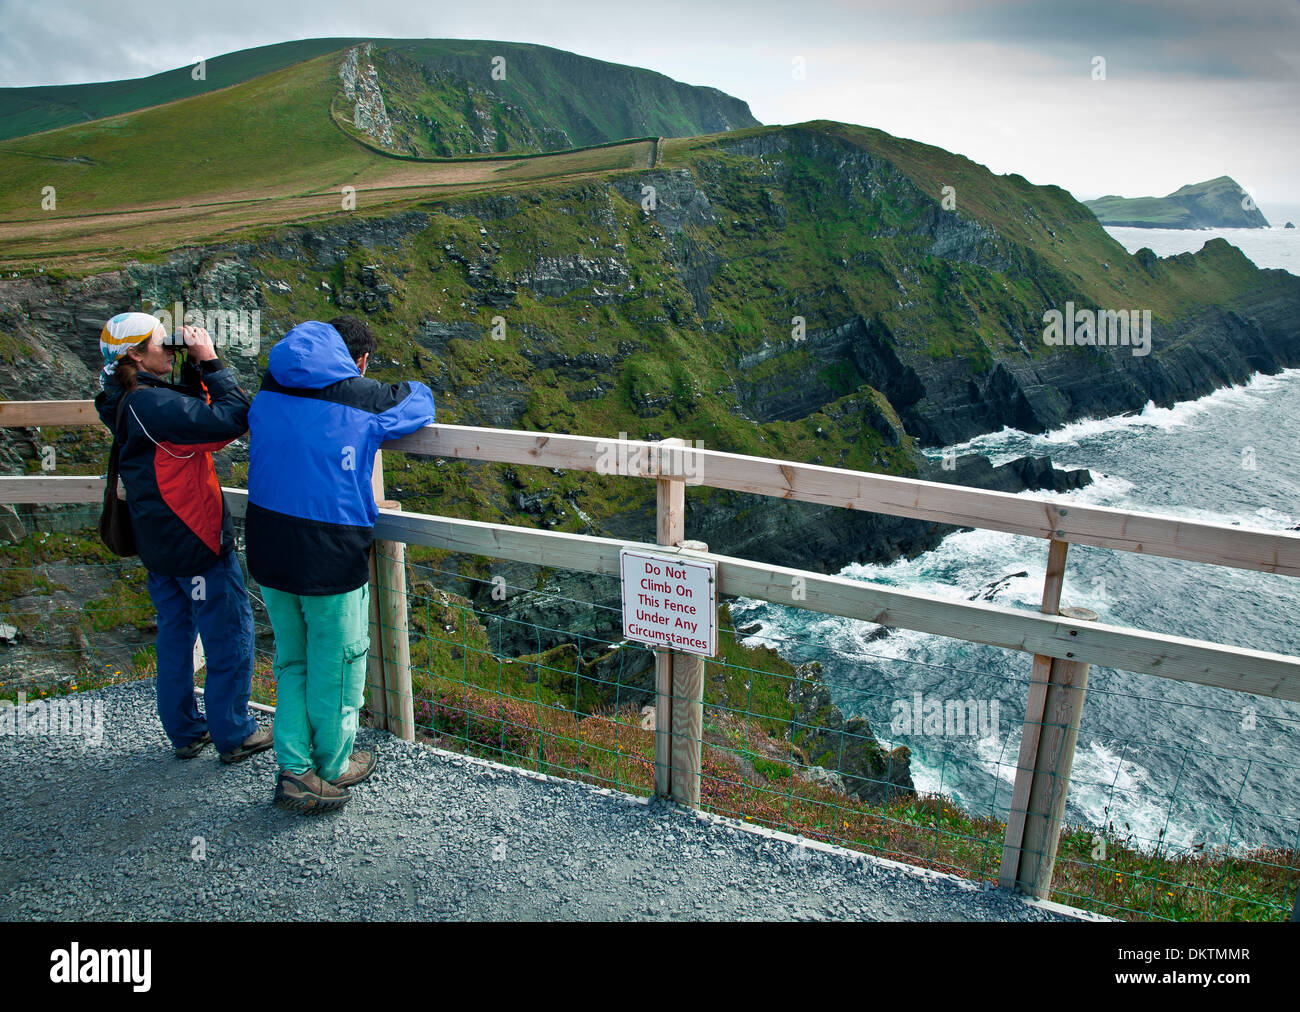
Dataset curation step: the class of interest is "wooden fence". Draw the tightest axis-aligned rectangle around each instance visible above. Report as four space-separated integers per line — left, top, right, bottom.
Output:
3 400 1299 900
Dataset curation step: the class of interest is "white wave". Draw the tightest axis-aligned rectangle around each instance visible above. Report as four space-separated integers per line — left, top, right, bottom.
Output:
901 733 1208 853
1062 740 1218 853
924 368 1300 464
1253 506 1296 529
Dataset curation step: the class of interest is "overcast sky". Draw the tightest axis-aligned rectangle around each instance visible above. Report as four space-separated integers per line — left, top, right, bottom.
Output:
1 0 1296 212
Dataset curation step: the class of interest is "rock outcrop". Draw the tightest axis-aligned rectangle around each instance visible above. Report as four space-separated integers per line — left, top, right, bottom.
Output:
338 44 396 149
787 661 915 804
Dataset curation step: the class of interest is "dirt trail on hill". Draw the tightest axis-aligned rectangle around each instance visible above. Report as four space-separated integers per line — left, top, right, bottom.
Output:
0 139 656 270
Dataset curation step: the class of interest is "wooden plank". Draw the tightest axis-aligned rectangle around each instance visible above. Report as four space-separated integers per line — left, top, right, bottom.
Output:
383 425 1300 578
713 553 1300 702
0 400 101 428
1000 539 1070 888
336 501 1300 701
0 476 105 503
5 409 1297 577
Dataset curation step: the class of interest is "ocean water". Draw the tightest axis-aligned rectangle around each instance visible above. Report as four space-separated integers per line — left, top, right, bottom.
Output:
1104 224 1300 276
731 369 1300 853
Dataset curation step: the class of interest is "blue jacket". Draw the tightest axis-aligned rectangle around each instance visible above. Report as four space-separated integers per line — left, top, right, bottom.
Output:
245 321 435 595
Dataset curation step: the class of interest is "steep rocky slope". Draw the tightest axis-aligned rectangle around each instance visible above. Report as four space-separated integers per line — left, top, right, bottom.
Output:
338 40 759 156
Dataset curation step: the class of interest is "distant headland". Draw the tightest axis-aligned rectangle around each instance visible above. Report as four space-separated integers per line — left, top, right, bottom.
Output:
1085 176 1270 229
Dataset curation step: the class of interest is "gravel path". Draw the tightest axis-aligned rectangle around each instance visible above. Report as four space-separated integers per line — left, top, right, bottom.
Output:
0 681 1097 921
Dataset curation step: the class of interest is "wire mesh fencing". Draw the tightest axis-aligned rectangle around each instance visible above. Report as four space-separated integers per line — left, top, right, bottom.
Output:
688 612 1300 923
376 544 1300 922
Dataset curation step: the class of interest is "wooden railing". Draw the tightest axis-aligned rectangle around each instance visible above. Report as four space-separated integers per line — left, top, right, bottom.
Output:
4 400 1299 902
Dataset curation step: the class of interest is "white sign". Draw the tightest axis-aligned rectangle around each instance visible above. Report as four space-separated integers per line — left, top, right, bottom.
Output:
620 548 717 657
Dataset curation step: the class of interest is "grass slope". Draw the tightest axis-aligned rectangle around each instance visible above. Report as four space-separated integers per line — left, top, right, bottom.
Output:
0 38 369 141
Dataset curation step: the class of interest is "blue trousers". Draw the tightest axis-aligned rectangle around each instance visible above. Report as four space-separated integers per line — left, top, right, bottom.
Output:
145 550 258 754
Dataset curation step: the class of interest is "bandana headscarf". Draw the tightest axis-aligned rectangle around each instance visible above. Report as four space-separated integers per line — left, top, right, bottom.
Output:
98 312 161 390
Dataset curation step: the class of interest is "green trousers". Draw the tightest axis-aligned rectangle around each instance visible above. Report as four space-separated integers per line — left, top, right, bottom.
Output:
262 583 370 781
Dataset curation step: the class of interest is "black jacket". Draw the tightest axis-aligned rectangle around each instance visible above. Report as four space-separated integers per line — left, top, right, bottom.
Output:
94 358 251 577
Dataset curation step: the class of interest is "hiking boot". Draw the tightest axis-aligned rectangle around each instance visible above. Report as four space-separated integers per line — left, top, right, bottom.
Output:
219 724 274 765
175 730 211 759
328 750 377 788
274 770 350 814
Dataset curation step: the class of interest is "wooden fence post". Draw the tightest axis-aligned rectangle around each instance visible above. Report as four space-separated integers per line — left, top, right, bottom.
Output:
1018 606 1098 898
365 552 389 732
374 501 414 744
670 539 708 809
653 439 684 800
1000 538 1069 889
1002 590 1100 897
366 450 389 731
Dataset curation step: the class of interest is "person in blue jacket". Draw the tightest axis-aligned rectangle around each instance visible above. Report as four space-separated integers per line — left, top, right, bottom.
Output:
246 316 435 812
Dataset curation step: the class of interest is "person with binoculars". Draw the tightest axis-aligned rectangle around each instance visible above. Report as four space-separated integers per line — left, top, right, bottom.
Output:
94 312 271 764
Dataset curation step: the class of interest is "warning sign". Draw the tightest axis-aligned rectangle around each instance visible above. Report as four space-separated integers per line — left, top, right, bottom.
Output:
620 548 717 657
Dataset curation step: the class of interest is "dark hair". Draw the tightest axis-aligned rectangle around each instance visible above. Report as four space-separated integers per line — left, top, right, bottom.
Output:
329 315 376 362
112 353 141 392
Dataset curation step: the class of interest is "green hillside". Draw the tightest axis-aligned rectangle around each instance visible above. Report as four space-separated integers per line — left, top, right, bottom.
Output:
0 38 757 243
351 40 757 156
0 38 368 141
0 37 757 155
0 53 379 217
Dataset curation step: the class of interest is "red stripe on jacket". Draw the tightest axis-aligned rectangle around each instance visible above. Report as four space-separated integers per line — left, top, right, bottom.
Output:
154 438 234 556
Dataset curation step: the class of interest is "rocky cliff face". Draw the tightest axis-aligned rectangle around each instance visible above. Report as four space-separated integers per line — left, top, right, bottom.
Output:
894 298 1300 446
338 44 397 149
